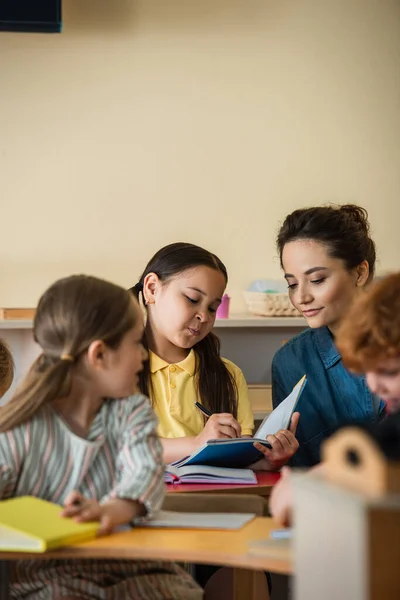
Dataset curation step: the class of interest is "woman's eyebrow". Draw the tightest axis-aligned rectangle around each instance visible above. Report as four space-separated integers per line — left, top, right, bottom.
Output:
285 267 328 278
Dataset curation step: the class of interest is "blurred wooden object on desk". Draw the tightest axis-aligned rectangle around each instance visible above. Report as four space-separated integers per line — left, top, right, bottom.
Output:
294 416 400 600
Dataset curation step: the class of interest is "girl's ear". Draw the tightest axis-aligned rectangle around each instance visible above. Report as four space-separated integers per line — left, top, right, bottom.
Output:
355 260 370 287
86 340 108 369
143 273 161 305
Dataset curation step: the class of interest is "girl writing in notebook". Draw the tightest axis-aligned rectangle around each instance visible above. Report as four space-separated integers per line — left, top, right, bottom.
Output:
272 204 384 467
0 275 201 600
131 242 297 599
270 271 400 527
130 242 299 469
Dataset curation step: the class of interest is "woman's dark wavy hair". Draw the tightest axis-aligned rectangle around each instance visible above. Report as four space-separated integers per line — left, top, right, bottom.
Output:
130 242 238 418
277 204 376 281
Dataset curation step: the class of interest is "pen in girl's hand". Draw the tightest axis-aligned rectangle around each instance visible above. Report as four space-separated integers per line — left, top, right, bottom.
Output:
194 402 212 418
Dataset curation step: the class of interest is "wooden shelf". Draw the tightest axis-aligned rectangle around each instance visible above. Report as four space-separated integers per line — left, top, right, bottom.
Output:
248 384 272 416
0 315 306 331
214 314 305 328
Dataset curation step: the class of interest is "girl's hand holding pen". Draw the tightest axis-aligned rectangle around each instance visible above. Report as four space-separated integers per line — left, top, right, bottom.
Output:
194 410 242 447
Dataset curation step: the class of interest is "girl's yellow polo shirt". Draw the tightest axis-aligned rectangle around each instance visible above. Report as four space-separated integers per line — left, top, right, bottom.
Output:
149 350 254 439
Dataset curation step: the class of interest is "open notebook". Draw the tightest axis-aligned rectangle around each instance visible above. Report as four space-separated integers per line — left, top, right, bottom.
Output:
0 496 98 553
172 375 307 469
165 464 257 484
254 375 306 439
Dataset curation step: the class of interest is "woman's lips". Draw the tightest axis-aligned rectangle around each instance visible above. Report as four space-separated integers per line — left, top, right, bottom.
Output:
303 308 322 318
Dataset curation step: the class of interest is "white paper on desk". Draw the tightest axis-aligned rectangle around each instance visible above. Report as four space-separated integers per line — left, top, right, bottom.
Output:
247 536 292 559
137 510 256 530
271 528 293 540
254 375 306 439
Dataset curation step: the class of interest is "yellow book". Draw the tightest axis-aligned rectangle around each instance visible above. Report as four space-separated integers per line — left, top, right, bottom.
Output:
0 496 99 552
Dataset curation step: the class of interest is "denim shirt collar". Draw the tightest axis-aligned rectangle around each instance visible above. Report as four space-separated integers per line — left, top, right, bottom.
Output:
314 326 341 369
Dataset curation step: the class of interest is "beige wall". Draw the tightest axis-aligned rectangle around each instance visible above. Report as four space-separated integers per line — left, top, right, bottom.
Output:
0 0 399 311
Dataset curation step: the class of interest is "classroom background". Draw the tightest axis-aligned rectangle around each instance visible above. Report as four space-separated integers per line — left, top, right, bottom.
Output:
0 0 399 313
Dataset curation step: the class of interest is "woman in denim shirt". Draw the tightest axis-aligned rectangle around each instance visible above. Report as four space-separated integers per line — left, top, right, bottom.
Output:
272 204 384 467
270 271 400 526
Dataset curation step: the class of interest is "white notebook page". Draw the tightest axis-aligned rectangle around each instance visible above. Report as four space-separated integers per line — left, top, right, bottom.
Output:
255 375 306 439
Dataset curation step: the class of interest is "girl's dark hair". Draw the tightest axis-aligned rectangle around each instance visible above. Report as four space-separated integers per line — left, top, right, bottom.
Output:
130 242 238 417
0 275 138 433
276 204 376 281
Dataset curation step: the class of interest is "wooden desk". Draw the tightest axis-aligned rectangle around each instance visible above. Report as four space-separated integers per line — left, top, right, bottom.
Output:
166 472 280 500
0 517 291 600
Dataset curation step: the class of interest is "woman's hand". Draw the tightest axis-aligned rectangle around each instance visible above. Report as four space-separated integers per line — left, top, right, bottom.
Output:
251 412 300 471
195 413 242 446
61 490 144 535
269 466 293 526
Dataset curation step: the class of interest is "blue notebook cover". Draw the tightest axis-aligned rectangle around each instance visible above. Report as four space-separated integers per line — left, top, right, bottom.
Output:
172 438 272 469
172 375 307 469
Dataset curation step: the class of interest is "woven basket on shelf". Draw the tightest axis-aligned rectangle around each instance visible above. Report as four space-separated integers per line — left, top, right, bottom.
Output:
243 291 299 317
